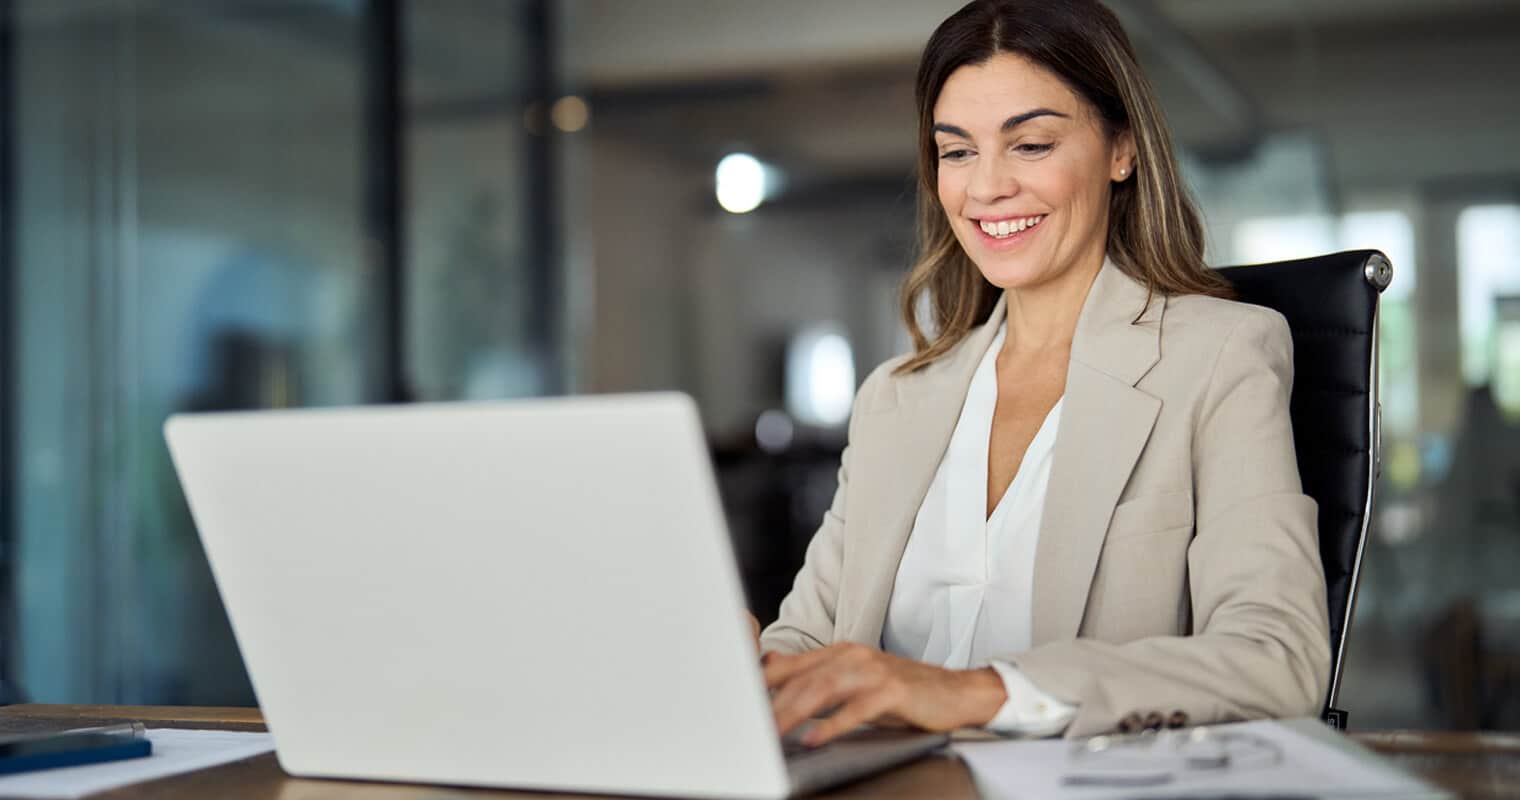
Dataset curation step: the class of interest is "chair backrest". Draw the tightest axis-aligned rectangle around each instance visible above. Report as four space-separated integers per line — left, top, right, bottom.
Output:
1218 249 1391 716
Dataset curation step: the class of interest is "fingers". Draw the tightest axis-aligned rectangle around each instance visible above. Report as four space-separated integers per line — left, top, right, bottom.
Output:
802 686 901 746
769 645 894 737
763 642 859 688
768 648 971 740
771 657 874 735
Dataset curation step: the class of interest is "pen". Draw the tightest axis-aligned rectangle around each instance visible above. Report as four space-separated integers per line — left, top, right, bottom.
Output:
58 722 148 739
0 722 147 745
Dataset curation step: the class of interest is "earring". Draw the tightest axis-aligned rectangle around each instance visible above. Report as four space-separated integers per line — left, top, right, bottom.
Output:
1119 167 1129 177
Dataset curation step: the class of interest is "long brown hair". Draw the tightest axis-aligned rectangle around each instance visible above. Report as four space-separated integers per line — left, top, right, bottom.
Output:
896 0 1232 374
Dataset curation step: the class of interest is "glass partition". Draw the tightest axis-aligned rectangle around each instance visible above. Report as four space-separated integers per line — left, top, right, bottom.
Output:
3 0 555 705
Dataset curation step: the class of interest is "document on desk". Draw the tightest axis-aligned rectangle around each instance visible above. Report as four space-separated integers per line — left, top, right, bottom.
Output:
0 728 274 799
952 717 1451 799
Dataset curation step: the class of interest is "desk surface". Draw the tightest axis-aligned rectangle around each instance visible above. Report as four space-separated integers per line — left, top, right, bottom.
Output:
2 705 1516 799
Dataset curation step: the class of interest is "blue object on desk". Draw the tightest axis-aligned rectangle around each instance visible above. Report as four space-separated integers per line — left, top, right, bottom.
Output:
0 731 153 775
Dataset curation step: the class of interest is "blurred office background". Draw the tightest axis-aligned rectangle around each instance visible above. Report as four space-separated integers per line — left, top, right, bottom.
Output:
1 0 1517 732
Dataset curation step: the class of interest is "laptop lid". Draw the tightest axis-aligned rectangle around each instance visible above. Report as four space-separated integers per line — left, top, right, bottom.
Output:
165 393 791 800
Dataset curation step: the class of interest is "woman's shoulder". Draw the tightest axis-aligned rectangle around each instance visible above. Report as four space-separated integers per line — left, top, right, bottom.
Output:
853 317 999 414
1156 290 1296 395
1163 290 1292 353
853 353 915 415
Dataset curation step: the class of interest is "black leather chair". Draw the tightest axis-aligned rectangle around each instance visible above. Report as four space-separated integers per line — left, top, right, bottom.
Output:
1218 249 1393 728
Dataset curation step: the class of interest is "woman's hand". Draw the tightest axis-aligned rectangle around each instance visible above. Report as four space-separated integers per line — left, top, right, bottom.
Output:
763 642 1007 746
747 612 762 654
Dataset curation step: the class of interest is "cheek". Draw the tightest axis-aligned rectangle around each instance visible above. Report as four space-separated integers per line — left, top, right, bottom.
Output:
1025 162 1106 225
936 169 964 216
1022 161 1082 206
1065 153 1112 206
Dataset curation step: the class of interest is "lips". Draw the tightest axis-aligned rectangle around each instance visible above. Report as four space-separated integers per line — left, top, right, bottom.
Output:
976 214 1046 238
970 213 1047 249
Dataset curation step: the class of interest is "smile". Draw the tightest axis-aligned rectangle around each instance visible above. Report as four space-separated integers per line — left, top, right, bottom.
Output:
976 214 1046 239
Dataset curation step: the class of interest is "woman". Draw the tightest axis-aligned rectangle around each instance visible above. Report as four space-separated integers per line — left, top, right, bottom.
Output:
756 0 1330 744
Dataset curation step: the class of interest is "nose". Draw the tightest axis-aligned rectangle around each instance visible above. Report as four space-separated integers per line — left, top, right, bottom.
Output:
967 153 1019 207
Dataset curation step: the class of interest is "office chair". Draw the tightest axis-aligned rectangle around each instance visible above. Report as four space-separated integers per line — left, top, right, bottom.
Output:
1218 249 1393 729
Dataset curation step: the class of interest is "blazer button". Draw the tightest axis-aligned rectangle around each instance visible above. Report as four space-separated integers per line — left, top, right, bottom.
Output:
1118 712 1144 733
1166 710 1189 729
1142 712 1164 731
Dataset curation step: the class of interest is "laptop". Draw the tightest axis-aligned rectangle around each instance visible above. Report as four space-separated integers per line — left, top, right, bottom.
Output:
164 393 947 799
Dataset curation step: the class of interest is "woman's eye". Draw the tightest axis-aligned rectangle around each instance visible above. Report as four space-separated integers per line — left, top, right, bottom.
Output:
1015 143 1055 155
939 149 973 162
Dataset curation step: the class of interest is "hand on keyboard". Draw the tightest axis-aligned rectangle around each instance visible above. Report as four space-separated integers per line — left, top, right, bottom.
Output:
763 643 1007 747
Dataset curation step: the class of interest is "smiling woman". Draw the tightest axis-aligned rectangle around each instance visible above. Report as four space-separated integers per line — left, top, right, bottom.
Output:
759 0 1331 746
900 0 1234 374
934 66 1113 292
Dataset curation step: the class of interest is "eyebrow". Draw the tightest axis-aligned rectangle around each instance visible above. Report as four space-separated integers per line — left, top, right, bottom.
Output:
932 108 1071 139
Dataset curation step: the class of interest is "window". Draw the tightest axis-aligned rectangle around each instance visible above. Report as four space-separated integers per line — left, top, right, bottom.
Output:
1456 205 1520 408
3 0 556 705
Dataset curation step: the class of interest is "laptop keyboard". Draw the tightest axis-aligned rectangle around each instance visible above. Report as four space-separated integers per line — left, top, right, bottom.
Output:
780 722 823 758
781 736 817 757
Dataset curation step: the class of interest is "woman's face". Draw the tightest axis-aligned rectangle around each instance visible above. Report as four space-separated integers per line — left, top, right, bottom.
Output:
933 53 1133 291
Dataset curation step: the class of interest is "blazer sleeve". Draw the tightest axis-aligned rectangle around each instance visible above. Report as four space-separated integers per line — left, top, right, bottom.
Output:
758 362 889 655
1007 308 1332 737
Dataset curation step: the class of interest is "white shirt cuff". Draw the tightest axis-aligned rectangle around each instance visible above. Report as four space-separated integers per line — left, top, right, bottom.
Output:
983 660 1077 737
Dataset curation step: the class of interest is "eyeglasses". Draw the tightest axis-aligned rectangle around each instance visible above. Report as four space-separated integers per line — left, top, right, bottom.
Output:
1063 728 1285 788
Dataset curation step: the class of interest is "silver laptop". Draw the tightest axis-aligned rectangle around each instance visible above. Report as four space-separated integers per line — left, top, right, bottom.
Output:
164 393 946 799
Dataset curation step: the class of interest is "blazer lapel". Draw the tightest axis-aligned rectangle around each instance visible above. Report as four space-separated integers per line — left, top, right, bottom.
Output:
842 296 1007 647
1031 260 1166 645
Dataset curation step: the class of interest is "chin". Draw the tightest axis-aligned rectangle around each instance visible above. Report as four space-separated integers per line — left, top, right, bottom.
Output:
978 267 1053 292
960 246 1052 291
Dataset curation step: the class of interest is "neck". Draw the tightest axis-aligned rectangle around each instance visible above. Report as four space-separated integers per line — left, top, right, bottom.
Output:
1001 250 1106 354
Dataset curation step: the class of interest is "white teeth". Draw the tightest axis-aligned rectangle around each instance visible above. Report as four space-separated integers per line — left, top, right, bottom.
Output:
979 215 1043 239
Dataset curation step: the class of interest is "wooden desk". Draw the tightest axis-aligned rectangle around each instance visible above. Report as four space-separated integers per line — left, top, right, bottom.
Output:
4 705 1514 798
1352 730 1520 800
0 705 978 799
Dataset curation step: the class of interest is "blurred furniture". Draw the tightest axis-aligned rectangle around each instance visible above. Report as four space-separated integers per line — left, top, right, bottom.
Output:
1220 249 1393 726
1423 594 1520 730
1423 598 1485 730
713 440 847 626
1421 386 1520 730
1 705 1514 798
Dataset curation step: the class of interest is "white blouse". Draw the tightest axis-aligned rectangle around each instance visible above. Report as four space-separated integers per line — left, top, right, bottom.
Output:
881 321 1077 735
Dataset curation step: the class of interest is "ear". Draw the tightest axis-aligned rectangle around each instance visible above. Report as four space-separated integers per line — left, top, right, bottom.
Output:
1110 129 1137 183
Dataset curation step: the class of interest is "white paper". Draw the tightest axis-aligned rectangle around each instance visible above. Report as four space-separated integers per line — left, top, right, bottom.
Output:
952 717 1449 799
0 728 275 799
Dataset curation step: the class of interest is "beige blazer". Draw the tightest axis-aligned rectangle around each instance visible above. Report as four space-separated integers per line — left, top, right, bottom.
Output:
760 261 1331 737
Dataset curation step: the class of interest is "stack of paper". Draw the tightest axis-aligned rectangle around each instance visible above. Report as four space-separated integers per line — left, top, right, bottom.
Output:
952 717 1449 799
